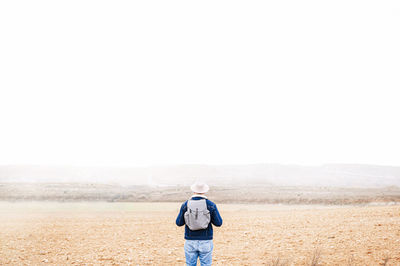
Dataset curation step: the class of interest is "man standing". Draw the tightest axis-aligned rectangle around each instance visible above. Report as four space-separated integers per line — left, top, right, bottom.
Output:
176 182 223 266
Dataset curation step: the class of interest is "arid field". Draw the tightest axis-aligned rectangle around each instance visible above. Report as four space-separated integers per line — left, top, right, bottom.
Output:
0 202 399 265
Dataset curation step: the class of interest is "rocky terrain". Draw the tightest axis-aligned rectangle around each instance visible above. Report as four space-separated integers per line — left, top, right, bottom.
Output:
1 183 400 205
0 202 399 265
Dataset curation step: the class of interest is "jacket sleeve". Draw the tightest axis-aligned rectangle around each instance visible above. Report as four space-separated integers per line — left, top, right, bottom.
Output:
210 203 223 227
175 202 187 226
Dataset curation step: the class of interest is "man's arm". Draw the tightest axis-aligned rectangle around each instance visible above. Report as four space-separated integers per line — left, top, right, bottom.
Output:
210 203 223 227
175 202 187 226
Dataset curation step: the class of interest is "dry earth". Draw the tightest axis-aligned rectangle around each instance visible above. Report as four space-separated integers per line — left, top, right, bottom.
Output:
2 183 400 205
0 202 399 265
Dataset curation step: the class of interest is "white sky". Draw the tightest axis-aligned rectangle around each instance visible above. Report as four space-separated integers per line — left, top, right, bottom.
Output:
1 0 399 167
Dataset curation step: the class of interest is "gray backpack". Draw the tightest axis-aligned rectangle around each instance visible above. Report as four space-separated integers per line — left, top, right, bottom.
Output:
184 199 211 230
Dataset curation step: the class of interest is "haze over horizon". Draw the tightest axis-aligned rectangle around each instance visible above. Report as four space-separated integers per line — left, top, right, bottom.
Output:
1 163 400 188
1 0 399 168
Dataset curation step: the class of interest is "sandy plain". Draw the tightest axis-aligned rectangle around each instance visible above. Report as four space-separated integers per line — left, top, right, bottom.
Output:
0 202 399 265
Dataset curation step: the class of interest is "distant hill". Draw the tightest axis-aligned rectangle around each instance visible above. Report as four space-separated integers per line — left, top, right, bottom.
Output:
0 164 399 188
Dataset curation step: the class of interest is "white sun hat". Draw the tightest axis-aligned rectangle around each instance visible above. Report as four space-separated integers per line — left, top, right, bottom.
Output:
190 181 209 194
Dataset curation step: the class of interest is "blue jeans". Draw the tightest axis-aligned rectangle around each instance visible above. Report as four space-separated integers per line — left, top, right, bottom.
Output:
184 240 213 266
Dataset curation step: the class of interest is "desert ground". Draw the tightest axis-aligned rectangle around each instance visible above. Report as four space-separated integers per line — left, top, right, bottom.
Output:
0 202 399 265
1 183 400 205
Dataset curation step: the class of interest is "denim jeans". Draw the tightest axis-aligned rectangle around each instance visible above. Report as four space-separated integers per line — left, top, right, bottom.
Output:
184 240 213 266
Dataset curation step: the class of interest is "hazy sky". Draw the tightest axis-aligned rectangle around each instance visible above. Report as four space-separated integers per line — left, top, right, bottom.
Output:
1 0 399 167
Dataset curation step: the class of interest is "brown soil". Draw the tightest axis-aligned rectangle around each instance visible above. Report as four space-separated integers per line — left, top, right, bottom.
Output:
0 202 399 265
2 184 400 205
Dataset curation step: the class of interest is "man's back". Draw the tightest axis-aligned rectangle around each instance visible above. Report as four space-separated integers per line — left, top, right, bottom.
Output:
176 196 223 240
176 182 223 266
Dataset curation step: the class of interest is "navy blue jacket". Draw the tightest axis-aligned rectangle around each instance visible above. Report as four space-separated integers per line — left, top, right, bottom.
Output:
176 196 223 240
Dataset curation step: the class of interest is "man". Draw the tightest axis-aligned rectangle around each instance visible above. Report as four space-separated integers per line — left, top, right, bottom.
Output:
176 182 223 266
